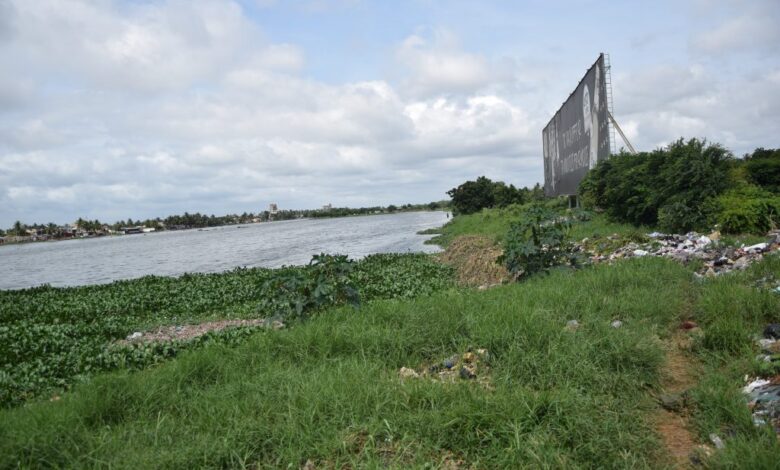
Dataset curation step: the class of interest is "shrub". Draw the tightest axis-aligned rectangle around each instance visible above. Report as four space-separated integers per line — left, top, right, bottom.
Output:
714 185 780 234
258 254 360 319
580 138 734 231
744 148 780 194
446 176 530 215
500 206 572 279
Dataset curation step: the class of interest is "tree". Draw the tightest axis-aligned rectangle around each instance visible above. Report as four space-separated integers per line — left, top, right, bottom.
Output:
11 220 25 236
447 176 497 215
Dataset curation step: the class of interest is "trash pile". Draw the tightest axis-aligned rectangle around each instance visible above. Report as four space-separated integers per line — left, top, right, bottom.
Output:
399 348 491 388
574 230 780 277
120 318 285 345
744 324 780 434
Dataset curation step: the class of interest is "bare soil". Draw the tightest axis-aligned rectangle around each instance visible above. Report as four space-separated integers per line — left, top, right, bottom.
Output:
654 332 701 469
437 235 509 288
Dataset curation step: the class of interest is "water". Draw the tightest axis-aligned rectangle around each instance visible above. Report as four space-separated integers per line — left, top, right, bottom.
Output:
0 211 448 290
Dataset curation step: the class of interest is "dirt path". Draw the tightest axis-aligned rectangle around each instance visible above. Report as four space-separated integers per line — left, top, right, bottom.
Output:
654 331 700 468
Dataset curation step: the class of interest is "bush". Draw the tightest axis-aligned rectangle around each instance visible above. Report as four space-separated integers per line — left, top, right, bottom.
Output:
446 176 530 215
258 254 360 319
744 148 780 194
580 138 734 231
500 206 572 279
714 185 780 234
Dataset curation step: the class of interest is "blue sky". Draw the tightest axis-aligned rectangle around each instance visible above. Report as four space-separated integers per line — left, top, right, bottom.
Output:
0 0 778 227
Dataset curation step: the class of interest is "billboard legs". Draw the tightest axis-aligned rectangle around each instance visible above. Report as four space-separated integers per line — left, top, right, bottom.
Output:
607 110 637 154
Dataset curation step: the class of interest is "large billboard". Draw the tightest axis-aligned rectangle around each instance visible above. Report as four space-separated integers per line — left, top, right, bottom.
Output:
543 54 611 196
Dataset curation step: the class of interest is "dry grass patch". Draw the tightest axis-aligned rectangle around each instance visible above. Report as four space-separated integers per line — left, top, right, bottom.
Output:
437 235 509 288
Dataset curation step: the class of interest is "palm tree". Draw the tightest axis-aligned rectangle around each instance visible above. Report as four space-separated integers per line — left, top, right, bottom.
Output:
12 221 25 236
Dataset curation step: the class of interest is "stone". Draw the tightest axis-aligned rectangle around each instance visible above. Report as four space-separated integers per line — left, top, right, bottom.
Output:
271 320 285 330
633 249 649 257
659 392 687 412
611 320 623 328
127 332 143 340
708 230 721 241
564 319 580 332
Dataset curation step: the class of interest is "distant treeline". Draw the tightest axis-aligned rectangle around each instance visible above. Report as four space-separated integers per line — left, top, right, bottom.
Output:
0 201 451 240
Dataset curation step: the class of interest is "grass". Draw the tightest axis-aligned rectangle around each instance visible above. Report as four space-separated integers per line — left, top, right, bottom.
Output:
3 204 779 467
1 258 692 468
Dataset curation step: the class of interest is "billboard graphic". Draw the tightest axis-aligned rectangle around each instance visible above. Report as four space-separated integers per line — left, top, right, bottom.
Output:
543 54 611 196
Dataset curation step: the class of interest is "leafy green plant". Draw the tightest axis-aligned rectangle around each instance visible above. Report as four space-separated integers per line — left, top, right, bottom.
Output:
500 206 572 279
714 185 780 234
258 254 360 319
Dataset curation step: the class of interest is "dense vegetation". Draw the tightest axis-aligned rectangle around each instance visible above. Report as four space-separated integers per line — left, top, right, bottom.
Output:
580 139 780 234
0 253 453 407
446 176 543 215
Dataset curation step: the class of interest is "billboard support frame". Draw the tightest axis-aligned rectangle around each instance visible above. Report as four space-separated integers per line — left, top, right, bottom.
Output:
607 110 636 154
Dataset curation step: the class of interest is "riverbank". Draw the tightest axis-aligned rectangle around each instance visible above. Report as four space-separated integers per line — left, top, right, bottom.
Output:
1 207 778 467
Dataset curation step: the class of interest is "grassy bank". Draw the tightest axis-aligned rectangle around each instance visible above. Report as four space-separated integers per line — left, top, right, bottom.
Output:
2 206 779 467
3 257 691 468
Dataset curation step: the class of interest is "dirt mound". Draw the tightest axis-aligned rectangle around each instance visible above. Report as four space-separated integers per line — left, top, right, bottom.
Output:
437 235 509 288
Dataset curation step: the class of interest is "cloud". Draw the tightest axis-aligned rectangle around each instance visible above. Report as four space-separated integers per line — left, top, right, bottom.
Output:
395 29 510 98
691 1 780 55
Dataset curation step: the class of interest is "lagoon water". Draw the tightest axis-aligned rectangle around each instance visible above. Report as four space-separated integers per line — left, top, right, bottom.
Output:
0 211 448 290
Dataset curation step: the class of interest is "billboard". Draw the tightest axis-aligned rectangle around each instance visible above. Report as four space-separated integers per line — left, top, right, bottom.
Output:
543 54 611 196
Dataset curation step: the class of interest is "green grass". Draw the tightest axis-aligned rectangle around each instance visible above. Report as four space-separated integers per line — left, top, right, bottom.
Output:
0 258 692 468
687 253 780 466
428 204 644 248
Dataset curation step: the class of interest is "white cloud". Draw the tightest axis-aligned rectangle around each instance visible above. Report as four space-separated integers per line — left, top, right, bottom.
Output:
395 29 507 98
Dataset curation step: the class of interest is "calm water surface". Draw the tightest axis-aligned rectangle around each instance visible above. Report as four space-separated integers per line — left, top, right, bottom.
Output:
0 211 448 290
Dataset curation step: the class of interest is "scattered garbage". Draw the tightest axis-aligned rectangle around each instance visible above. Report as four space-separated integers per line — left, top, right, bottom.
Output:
574 230 780 278
764 323 780 340
742 375 780 434
399 367 419 379
708 433 725 450
564 319 580 332
399 348 491 387
610 320 623 328
119 318 285 344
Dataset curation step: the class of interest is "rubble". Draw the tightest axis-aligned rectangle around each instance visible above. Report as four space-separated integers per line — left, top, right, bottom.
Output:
742 375 780 434
399 348 491 388
574 230 780 278
119 318 285 344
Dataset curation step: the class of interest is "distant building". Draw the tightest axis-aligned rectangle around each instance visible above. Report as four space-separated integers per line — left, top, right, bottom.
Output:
269 203 278 215
121 226 144 235
322 203 332 211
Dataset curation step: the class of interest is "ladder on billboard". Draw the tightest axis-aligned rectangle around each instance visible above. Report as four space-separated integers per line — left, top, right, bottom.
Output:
604 53 617 154
603 53 637 155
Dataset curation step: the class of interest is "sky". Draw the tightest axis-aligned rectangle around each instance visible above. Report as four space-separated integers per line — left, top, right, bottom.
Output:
1 0 779 227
